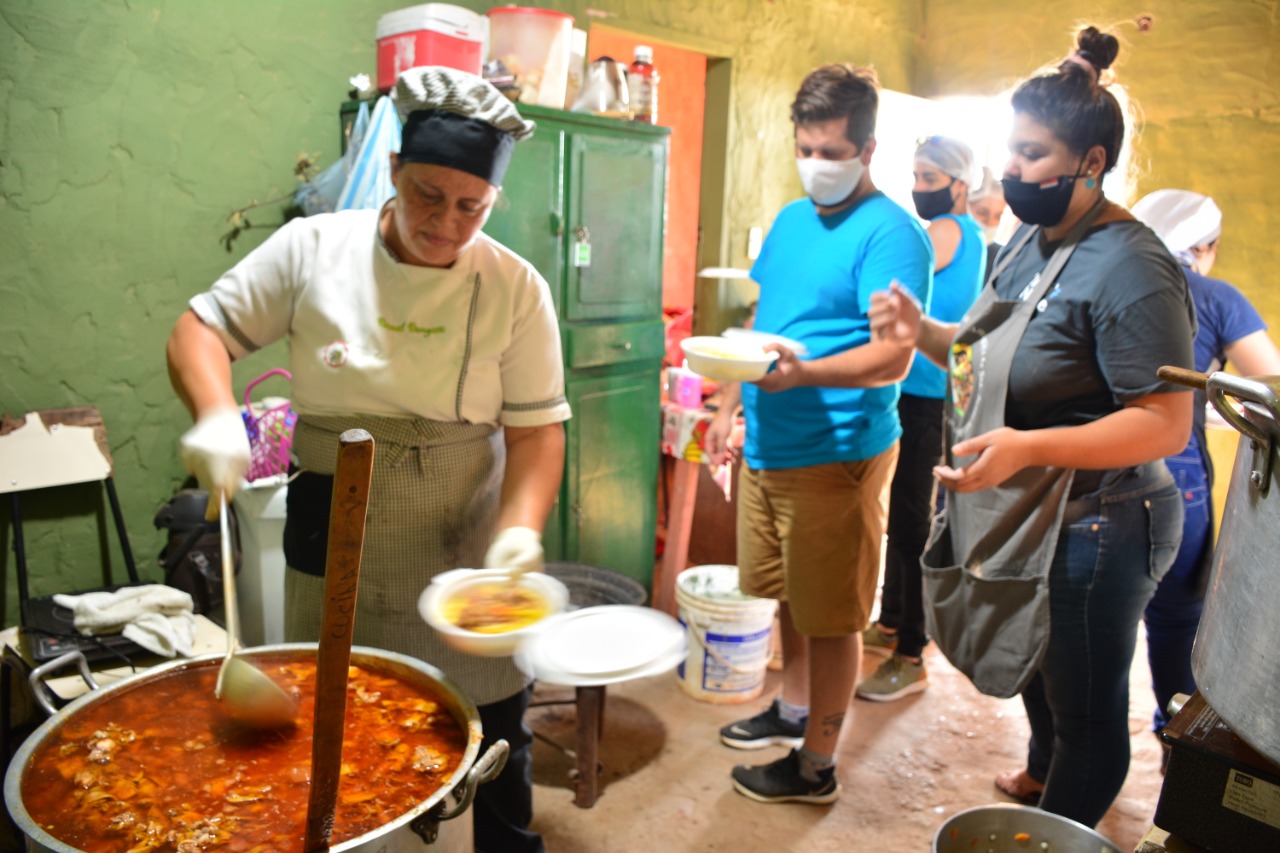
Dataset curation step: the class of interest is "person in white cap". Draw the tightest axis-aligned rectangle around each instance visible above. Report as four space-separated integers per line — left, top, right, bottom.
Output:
968 166 1010 274
167 66 567 852
1132 188 1280 749
857 135 985 702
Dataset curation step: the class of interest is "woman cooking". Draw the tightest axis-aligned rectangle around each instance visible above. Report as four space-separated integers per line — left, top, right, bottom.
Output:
166 67 567 853
869 26 1194 828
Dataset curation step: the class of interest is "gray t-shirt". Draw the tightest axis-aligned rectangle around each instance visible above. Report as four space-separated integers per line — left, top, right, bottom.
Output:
992 219 1194 431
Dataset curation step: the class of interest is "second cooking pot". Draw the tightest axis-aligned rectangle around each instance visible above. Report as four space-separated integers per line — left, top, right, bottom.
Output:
1192 372 1280 767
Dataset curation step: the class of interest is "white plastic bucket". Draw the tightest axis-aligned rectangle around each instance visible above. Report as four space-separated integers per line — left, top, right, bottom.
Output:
675 565 777 704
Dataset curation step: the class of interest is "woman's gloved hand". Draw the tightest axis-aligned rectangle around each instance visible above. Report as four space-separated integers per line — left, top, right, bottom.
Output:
179 407 250 518
484 526 544 575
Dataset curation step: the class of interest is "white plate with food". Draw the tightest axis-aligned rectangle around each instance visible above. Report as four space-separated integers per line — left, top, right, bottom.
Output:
419 568 570 657
722 327 810 357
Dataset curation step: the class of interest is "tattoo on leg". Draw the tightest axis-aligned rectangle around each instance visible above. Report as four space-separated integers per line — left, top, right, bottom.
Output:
822 712 845 738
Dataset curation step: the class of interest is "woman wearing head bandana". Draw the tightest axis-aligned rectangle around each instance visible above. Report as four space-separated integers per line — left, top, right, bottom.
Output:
167 67 565 852
870 27 1195 827
857 136 985 701
1132 189 1280 749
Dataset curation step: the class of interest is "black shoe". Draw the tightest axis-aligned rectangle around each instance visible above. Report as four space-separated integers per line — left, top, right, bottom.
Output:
731 749 839 804
719 699 806 750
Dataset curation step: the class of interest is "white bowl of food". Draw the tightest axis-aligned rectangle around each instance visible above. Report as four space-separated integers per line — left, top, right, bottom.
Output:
419 568 570 657
680 335 780 383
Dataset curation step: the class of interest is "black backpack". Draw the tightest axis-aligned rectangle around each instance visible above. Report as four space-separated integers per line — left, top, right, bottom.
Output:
154 489 240 615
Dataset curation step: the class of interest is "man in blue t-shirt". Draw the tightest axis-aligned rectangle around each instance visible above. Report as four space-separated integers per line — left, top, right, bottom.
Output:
705 63 933 805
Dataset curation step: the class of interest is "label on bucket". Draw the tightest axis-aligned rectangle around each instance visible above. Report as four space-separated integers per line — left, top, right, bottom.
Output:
678 623 771 695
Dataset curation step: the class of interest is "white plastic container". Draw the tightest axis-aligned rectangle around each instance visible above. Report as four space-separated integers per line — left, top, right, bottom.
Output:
231 481 288 647
376 3 487 92
486 6 574 108
675 565 777 704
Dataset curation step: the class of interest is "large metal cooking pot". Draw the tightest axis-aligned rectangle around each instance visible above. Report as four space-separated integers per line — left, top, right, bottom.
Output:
933 803 1122 852
1192 372 1280 767
4 643 507 852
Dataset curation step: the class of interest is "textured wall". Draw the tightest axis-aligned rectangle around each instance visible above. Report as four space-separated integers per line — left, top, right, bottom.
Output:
917 0 1280 326
3 0 1276 625
0 0 924 622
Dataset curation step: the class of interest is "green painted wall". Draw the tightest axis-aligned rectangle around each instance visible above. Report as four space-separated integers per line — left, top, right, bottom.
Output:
2 0 1277 625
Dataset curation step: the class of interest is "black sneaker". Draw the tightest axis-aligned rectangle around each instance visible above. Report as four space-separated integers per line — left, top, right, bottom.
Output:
731 749 840 804
719 699 806 750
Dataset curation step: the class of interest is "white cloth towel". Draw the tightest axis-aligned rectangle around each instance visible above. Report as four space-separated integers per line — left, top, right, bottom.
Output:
52 584 197 658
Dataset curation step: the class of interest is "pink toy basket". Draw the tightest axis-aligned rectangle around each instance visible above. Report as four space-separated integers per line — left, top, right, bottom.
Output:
241 368 297 482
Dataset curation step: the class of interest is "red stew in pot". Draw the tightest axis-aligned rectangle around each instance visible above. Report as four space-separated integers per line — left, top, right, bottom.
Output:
20 654 469 851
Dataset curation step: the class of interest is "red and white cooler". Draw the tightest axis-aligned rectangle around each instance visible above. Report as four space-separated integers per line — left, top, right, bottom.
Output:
375 3 487 93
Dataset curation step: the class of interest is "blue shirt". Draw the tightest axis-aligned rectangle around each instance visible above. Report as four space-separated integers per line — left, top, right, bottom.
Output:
744 192 933 469
1186 267 1266 375
1177 266 1268 472
901 212 985 399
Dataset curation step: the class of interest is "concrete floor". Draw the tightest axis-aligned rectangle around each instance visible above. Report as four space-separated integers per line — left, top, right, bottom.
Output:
528 628 1165 852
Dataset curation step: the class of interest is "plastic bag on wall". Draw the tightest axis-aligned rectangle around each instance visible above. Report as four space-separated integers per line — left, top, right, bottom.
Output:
295 101 370 216
336 95 401 210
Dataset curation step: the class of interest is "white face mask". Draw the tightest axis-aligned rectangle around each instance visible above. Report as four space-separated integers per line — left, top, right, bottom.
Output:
796 156 865 207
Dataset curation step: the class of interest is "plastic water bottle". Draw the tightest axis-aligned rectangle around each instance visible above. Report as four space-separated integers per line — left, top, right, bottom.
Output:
628 45 658 124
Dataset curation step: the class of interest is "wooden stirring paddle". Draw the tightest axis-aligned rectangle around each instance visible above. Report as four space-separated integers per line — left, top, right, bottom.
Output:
303 429 375 852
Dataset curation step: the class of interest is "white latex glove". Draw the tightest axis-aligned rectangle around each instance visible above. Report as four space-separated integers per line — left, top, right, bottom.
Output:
179 406 250 516
483 526 544 575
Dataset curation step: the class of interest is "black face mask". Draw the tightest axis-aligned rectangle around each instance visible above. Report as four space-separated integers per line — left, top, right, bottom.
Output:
912 181 955 220
1001 173 1081 227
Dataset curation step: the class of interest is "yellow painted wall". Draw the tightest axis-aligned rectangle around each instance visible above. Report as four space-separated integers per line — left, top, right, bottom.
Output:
918 0 1280 334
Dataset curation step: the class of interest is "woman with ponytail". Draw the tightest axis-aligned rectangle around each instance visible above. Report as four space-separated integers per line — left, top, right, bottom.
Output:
870 26 1195 827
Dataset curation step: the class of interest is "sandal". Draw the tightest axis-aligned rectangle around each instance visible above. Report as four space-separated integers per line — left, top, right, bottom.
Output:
994 768 1044 806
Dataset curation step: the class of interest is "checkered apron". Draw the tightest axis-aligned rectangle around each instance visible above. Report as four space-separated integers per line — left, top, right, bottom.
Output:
283 414 530 706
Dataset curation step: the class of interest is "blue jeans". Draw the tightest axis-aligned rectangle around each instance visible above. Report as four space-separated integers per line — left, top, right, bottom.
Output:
1144 446 1211 730
1023 464 1182 828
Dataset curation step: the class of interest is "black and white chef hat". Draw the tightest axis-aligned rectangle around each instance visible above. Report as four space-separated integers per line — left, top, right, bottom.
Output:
393 66 536 187
1132 189 1223 264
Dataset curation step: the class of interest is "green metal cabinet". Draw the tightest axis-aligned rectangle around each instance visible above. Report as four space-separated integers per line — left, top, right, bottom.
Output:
486 105 669 587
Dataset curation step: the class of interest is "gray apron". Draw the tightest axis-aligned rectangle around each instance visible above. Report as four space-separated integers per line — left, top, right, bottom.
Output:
922 198 1106 699
282 414 530 707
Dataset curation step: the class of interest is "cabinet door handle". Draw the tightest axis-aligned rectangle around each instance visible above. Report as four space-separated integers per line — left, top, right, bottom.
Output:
612 341 633 351
549 212 563 236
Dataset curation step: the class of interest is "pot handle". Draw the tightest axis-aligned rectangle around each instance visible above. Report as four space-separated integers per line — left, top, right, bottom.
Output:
440 738 509 821
1207 373 1280 446
28 650 99 717
409 739 510 845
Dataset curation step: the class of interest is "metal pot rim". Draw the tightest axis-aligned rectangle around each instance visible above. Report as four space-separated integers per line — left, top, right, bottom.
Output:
4 643 485 852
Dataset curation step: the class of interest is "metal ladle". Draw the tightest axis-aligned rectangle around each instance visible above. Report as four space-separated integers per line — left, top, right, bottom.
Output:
213 491 297 728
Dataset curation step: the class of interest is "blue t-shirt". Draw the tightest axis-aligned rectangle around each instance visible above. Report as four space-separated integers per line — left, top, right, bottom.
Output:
1187 267 1266 375
901 212 985 399
1177 266 1268 471
744 192 933 469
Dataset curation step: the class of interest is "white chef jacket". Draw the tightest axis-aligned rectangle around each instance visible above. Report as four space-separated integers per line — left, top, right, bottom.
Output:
190 208 570 428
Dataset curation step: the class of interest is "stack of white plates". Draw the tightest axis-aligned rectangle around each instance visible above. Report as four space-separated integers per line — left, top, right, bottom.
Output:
514 605 686 686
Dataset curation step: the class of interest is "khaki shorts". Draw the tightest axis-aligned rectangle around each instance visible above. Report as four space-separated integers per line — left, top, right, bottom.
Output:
736 445 898 636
